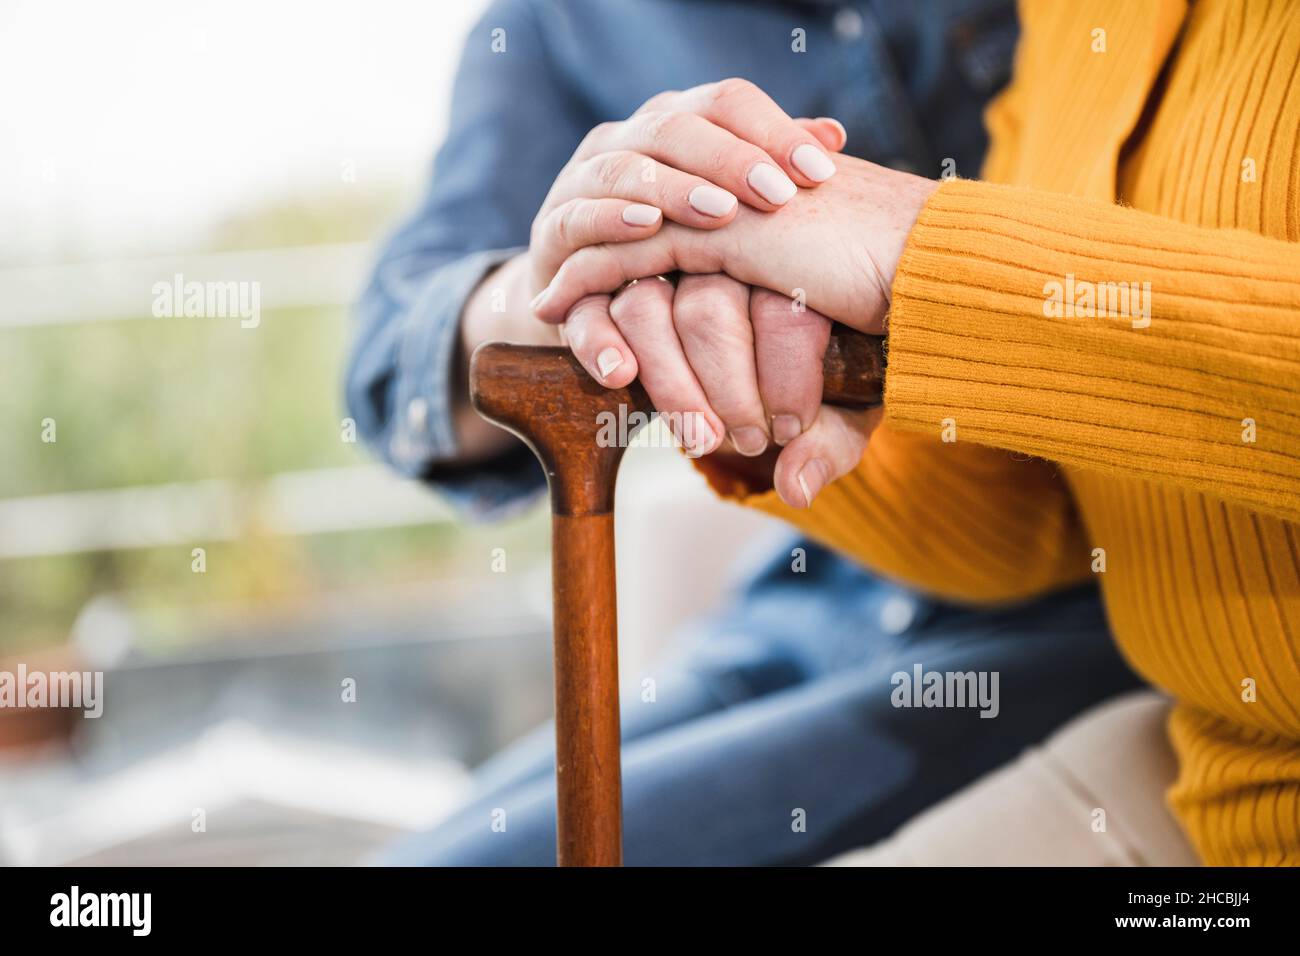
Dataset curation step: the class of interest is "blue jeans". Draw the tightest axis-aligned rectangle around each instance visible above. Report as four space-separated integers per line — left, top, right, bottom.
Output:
378 541 1140 866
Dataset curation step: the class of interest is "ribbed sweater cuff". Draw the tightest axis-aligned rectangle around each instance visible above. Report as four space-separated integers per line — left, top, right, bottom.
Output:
885 178 1300 519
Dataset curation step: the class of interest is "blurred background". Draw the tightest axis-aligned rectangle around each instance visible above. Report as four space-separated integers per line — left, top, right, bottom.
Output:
0 0 778 864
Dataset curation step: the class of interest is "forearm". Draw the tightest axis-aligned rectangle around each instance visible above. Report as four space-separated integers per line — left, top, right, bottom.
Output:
886 178 1300 523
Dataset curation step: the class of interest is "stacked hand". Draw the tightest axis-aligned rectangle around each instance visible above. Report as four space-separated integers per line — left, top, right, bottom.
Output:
517 79 937 507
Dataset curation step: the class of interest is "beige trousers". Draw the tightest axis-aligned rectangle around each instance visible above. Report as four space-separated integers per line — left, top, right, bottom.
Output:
825 691 1199 866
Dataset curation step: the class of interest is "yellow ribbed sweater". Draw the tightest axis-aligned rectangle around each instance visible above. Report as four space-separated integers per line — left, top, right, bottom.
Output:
701 0 1300 865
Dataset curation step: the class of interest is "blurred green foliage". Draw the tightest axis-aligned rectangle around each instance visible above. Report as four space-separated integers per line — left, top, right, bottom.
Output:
0 195 549 655
1 306 356 496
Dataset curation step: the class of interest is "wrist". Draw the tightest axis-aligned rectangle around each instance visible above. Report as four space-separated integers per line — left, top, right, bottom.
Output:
463 253 563 351
460 252 532 360
452 252 566 462
880 175 940 303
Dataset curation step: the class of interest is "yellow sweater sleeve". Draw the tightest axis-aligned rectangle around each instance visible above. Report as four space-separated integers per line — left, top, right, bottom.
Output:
694 422 1091 606
886 178 1300 525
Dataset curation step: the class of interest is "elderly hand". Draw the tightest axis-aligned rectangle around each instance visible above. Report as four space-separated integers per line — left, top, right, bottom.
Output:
564 273 835 462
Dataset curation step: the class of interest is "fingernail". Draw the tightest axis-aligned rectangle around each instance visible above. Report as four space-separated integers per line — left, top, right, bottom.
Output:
682 416 718 457
529 288 550 312
622 203 662 226
747 163 797 204
797 458 829 506
817 117 848 148
729 426 768 457
772 414 802 445
688 185 738 218
792 143 837 182
596 347 623 379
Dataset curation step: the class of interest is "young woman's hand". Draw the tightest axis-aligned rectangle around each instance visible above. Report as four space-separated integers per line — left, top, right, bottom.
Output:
533 153 937 335
526 78 845 299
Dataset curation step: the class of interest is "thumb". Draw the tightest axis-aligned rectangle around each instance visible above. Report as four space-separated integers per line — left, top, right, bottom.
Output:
772 404 883 508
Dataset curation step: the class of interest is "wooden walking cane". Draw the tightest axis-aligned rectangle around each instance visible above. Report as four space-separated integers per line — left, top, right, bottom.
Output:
469 326 885 866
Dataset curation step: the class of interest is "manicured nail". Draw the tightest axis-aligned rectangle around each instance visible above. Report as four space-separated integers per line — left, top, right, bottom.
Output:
729 426 768 457
817 117 848 149
529 288 550 312
688 185 738 217
622 203 662 226
596 347 623 379
772 414 802 445
797 458 829 506
682 416 718 457
792 143 837 182
747 163 797 204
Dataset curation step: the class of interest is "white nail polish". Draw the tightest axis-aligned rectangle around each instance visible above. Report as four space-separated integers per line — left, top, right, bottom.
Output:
622 203 662 226
747 163 797 204
792 144 837 182
597 347 623 378
688 185 738 217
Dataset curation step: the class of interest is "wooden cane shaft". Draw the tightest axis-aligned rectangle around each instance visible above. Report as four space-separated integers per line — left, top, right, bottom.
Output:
551 513 623 866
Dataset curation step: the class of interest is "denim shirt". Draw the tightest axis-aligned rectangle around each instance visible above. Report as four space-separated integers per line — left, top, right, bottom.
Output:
345 0 1018 625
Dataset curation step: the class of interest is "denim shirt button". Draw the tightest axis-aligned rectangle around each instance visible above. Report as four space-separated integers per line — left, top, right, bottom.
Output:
878 595 917 635
406 397 430 433
833 7 864 41
389 430 414 464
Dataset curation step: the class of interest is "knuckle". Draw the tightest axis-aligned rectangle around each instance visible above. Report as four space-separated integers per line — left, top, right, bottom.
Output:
639 109 688 148
551 199 601 251
751 291 825 330
760 116 799 148
575 199 602 236
571 292 608 316
610 287 665 328
551 202 577 248
591 150 635 190
581 121 619 150
636 90 677 114
565 295 608 338
674 287 737 329
694 145 732 180
749 289 794 318
709 77 757 106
